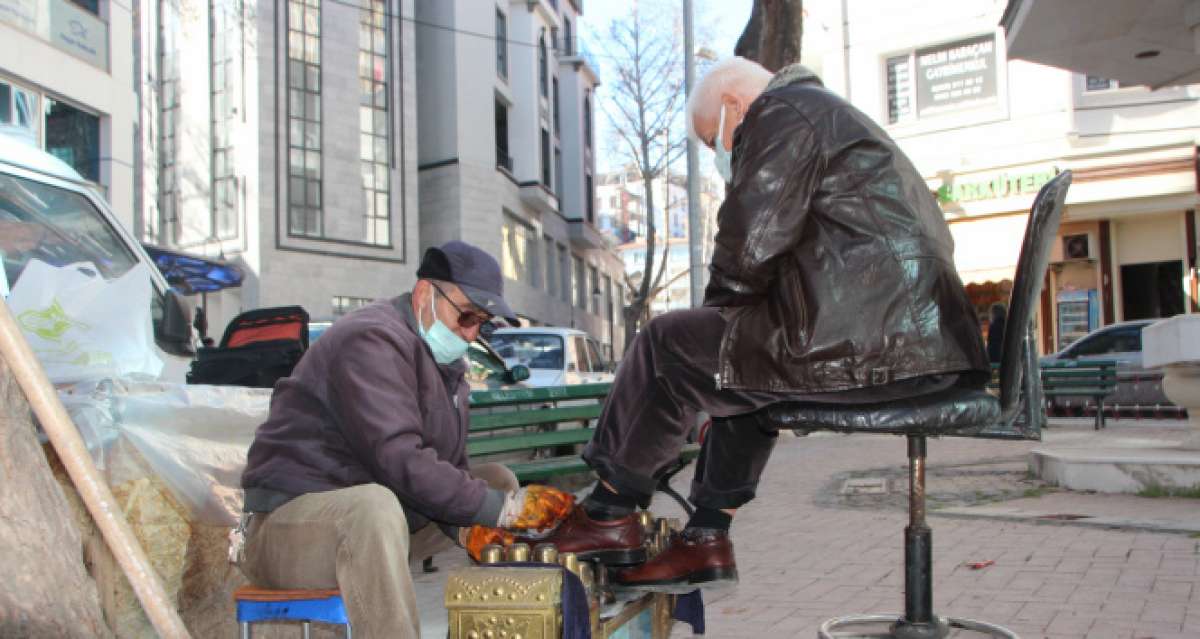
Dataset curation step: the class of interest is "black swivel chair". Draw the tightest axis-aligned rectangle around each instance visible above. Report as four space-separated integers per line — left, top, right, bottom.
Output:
765 171 1072 639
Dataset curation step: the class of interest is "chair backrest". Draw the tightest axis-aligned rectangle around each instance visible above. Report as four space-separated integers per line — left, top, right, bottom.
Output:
996 170 1071 421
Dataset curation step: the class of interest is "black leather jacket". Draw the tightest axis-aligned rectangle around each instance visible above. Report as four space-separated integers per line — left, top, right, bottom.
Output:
704 67 989 393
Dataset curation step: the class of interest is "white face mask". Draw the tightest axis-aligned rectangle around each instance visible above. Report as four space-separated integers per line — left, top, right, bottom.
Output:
713 104 735 183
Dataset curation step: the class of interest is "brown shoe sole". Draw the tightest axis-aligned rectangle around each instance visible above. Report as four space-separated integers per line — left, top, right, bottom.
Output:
574 546 648 566
615 565 739 594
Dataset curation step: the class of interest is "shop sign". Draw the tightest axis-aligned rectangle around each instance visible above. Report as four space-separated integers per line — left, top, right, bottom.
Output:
937 169 1057 204
915 34 998 118
0 0 107 69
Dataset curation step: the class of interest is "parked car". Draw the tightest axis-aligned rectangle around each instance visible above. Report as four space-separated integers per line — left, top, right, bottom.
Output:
489 327 614 387
0 128 194 382
1039 319 1170 409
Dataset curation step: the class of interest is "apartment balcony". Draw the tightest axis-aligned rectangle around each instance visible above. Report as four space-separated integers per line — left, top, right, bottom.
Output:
568 218 605 249
559 37 600 84
519 181 559 216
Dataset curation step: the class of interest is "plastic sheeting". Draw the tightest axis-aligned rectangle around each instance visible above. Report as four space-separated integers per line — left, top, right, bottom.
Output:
58 378 270 527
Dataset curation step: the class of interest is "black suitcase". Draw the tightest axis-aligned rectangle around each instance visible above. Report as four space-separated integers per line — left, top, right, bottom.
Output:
187 306 309 388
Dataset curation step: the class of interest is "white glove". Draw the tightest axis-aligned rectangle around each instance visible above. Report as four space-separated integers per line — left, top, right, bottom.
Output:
496 488 526 529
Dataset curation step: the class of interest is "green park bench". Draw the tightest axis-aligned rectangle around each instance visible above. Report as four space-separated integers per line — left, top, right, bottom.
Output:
467 382 701 483
1039 360 1118 430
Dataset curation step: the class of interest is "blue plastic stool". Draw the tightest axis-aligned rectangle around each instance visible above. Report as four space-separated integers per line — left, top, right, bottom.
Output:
234 586 351 638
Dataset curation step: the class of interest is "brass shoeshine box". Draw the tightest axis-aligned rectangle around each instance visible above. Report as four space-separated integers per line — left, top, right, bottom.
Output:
445 566 563 639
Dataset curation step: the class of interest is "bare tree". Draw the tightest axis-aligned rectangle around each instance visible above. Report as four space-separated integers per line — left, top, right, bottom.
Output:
735 0 804 72
601 1 687 350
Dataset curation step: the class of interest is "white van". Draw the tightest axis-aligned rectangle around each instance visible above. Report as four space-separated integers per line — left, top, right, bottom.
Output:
0 129 195 382
489 327 614 387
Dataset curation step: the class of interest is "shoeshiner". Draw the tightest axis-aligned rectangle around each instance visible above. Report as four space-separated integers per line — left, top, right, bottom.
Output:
531 58 990 592
237 241 573 638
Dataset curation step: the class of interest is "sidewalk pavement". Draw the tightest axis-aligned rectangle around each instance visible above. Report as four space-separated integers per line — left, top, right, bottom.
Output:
414 418 1200 638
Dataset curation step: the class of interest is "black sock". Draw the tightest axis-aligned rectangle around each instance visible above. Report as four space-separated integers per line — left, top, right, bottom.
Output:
686 507 732 532
581 483 638 520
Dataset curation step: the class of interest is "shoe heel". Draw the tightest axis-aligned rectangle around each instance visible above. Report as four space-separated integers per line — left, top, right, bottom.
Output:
688 565 738 586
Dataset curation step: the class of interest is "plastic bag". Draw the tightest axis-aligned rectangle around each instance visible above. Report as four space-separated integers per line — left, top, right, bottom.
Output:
8 259 163 383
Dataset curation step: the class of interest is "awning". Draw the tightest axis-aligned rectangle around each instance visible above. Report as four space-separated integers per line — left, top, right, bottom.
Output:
142 244 244 295
1001 0 1200 89
949 214 1029 285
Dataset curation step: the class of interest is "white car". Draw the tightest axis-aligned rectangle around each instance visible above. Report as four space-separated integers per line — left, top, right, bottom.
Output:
489 327 615 387
0 128 195 382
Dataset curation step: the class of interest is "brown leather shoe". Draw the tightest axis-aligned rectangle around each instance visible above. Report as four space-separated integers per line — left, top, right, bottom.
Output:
515 506 647 565
614 528 737 592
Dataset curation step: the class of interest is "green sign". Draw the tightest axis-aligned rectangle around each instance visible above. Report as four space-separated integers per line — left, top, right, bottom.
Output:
936 169 1057 204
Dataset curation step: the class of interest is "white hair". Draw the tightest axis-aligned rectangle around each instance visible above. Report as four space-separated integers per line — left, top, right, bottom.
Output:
686 57 773 142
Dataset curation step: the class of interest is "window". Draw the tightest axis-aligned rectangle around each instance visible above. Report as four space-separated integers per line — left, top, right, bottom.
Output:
1085 75 1119 92
558 243 570 303
332 295 373 317
552 77 560 134
287 0 322 238
538 35 549 97
543 235 556 297
585 173 594 223
69 0 99 14
554 147 563 197
588 265 599 313
573 255 586 308
43 100 100 185
359 0 391 246
159 0 180 241
885 55 913 124
884 34 998 125
489 333 563 370
495 99 511 171
583 93 593 148
563 17 573 56
585 338 606 371
572 336 592 372
603 274 613 320
0 80 40 142
501 211 538 286
495 9 507 79
211 0 241 241
540 128 551 186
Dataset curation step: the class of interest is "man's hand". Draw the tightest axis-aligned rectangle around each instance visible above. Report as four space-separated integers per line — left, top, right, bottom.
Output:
463 525 515 562
497 485 575 531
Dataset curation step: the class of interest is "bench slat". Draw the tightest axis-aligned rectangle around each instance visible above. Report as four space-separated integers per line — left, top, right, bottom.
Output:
469 404 603 432
468 427 595 456
469 383 612 408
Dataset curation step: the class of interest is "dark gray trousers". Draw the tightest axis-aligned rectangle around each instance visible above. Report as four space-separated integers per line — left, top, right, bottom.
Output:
582 307 958 511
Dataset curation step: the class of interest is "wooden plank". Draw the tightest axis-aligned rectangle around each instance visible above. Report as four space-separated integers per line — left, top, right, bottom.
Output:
468 428 595 456
469 383 612 408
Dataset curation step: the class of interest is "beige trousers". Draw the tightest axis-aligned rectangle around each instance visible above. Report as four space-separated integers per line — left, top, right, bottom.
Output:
240 464 517 638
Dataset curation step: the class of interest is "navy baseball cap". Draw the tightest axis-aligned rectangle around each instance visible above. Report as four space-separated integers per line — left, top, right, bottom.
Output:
416 241 519 326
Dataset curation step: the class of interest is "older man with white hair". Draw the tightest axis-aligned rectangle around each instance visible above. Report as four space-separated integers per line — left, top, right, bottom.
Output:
531 57 989 592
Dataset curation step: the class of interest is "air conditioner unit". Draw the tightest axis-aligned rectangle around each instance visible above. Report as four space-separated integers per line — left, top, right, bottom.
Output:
1050 232 1096 263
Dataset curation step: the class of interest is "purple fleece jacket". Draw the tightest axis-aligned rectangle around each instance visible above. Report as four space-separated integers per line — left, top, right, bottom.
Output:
241 294 505 531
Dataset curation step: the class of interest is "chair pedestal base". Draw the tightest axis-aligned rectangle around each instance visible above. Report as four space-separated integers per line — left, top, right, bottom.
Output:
817 613 1018 638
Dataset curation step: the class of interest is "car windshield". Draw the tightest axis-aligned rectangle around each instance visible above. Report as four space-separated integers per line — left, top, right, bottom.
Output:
489 333 565 370
0 172 138 286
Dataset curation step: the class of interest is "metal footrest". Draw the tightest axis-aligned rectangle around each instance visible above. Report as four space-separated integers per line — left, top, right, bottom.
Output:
817 613 1019 639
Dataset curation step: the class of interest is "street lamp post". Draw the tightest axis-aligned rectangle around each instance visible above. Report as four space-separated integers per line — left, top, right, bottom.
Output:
684 0 704 308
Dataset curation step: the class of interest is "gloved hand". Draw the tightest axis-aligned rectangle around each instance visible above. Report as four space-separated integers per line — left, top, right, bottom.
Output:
462 525 515 562
496 485 575 531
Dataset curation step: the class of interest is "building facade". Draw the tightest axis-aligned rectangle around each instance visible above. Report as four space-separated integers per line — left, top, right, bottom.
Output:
0 0 135 228
415 0 626 358
133 0 421 334
807 0 1200 354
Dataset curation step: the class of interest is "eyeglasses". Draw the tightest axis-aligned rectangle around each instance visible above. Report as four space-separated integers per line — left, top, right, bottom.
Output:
430 281 492 329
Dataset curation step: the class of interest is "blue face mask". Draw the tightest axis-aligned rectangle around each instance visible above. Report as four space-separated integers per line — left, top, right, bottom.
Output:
713 104 734 183
418 291 469 365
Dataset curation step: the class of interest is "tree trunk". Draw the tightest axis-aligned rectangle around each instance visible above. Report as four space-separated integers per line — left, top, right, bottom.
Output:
735 0 803 72
0 356 112 638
